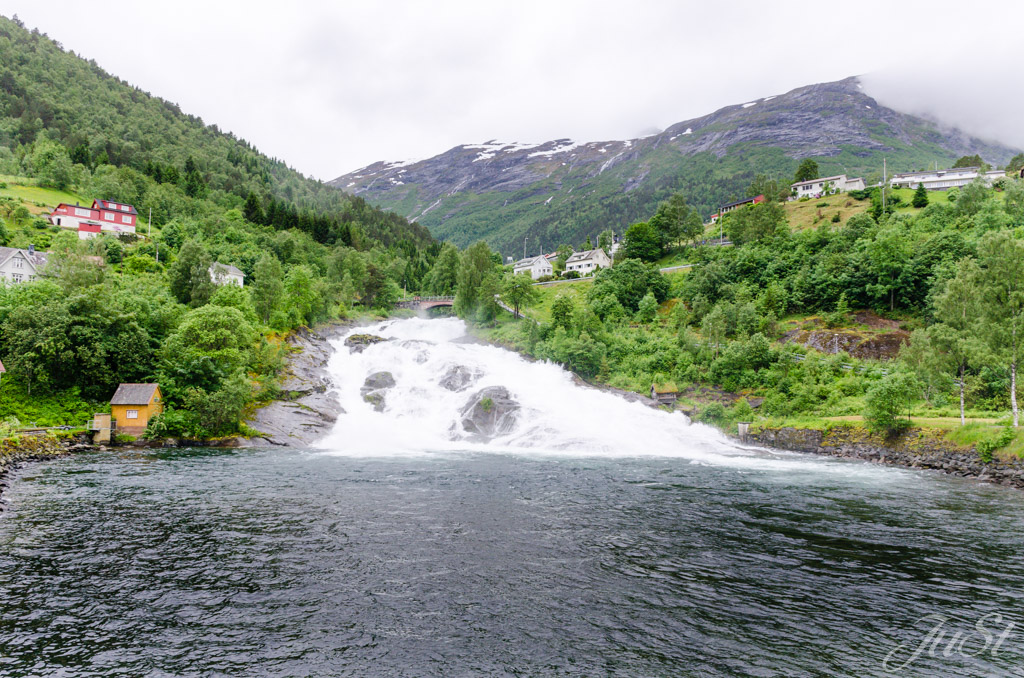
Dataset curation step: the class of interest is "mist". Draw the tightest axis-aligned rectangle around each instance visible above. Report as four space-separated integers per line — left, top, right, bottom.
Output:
861 65 1024 161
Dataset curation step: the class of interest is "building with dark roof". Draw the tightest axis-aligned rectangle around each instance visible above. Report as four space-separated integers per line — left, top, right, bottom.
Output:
110 383 163 436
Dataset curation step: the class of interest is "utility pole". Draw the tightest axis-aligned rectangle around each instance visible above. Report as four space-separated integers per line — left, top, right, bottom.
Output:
523 236 526 260
148 207 152 237
882 158 887 215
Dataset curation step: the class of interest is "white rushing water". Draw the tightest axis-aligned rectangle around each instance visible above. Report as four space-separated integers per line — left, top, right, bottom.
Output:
316 318 909 481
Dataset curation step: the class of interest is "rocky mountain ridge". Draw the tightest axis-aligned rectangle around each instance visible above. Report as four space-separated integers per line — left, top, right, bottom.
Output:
330 77 1019 255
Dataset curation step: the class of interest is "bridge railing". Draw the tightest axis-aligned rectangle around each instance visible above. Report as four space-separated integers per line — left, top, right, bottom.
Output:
397 296 455 302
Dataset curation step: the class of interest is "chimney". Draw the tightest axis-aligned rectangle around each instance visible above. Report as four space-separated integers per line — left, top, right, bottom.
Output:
28 244 34 254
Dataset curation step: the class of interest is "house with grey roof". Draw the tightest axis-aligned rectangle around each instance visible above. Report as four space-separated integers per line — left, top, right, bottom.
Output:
564 248 612 276
0 245 49 285
209 262 245 287
512 255 553 280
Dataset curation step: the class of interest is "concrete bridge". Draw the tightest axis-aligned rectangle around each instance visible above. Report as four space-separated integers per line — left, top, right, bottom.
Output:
395 296 455 311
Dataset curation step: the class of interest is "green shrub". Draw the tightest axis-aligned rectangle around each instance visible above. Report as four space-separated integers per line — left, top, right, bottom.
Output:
480 397 494 413
864 373 916 433
730 398 754 422
698 402 726 424
976 426 1015 463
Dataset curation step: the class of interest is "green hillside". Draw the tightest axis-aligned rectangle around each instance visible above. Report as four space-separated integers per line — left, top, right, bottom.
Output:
0 14 429 249
0 14 441 439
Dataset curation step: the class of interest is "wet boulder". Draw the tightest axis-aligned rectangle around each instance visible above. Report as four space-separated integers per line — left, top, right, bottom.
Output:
439 365 481 392
361 371 396 412
460 386 519 440
345 334 388 353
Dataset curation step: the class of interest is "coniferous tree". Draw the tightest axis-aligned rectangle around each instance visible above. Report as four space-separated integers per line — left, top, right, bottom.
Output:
243 191 264 224
912 182 929 208
182 156 207 199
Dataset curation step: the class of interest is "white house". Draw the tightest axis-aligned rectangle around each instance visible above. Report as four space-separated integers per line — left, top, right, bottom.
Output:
791 174 866 199
512 255 553 280
889 167 1006 191
565 248 612 275
209 262 245 286
0 245 48 285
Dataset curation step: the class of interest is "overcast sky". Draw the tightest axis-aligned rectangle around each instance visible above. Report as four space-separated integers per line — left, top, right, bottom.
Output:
5 1 1023 179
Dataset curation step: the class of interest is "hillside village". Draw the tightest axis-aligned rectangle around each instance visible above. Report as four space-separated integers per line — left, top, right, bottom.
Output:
511 161 1019 283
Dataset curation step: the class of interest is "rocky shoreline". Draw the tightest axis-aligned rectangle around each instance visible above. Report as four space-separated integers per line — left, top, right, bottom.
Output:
745 425 1024 490
244 323 353 447
0 433 97 510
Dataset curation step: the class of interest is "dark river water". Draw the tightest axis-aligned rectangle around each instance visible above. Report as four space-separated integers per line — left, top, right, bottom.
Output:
2 447 1024 677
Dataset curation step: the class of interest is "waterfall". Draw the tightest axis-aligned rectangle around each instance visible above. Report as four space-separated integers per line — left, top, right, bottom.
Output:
315 318 904 479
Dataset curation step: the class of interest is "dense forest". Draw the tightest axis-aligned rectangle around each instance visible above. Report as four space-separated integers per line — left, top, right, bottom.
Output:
0 14 440 439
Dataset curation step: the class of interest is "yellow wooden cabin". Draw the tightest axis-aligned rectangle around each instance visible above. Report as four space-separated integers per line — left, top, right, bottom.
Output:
110 383 163 436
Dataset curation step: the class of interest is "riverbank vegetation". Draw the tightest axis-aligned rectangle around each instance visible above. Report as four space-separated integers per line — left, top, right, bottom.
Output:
465 170 1024 459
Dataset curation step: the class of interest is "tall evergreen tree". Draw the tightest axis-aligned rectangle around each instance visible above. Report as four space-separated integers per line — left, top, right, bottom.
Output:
182 156 207 199
912 182 929 208
243 191 264 224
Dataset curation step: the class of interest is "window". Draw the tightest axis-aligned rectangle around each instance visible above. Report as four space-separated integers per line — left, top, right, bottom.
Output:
75 207 91 217
104 212 115 221
13 258 22 269
11 274 22 283
122 215 132 224
126 410 139 419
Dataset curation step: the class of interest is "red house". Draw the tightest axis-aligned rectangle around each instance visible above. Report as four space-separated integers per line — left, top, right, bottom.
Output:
49 199 138 239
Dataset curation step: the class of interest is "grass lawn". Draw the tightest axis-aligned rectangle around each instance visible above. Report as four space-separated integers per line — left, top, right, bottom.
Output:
525 279 593 323
891 187 950 213
783 193 871 231
0 176 89 214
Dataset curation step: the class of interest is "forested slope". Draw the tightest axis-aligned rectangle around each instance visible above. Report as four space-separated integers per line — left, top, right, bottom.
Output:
0 14 441 440
0 14 430 248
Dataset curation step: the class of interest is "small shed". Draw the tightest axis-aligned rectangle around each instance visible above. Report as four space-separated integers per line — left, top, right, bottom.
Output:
650 382 680 406
110 383 163 436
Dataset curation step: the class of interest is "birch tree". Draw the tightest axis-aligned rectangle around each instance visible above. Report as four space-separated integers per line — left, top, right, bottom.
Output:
978 232 1024 427
928 258 982 425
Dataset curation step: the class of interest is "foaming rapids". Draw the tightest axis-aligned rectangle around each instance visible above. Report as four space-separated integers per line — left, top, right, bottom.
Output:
315 318 899 477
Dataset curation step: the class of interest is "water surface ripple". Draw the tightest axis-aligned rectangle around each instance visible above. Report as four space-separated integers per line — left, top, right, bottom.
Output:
2 447 1024 676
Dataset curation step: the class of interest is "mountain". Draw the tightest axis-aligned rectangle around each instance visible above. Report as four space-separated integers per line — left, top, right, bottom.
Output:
0 14 431 249
330 77 1019 256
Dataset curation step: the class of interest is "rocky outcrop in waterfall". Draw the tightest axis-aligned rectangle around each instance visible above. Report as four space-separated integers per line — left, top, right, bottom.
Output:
345 334 388 353
460 386 520 441
439 365 481 392
361 371 396 412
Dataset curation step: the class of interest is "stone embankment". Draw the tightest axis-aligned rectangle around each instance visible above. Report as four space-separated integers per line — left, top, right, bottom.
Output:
0 433 97 508
747 425 1024 489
